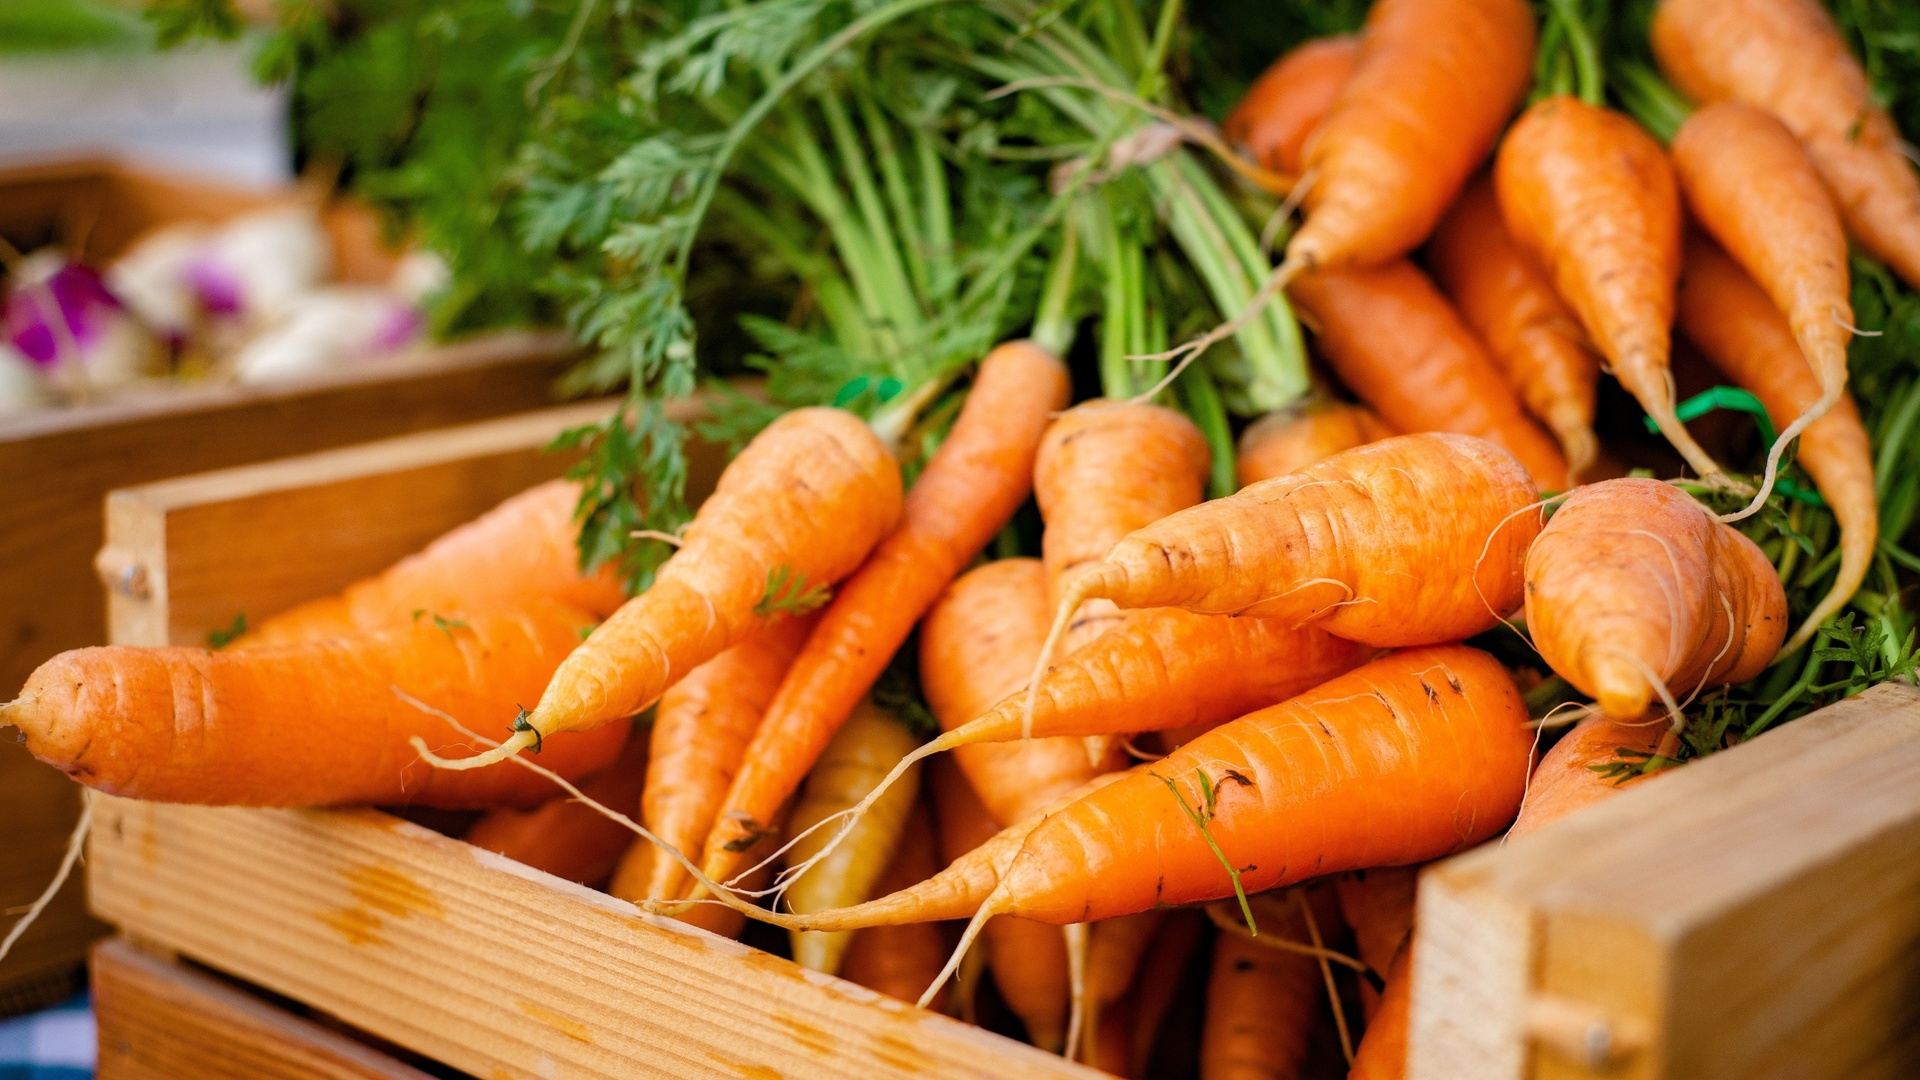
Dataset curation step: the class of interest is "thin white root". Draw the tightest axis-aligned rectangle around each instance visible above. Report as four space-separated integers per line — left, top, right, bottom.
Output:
1719 386 1839 524
1473 495 1564 655
920 891 1002 1010
1298 890 1354 1067
395 690 801 931
1025 578 1096 740
413 727 537 771
761 739 945 897
1202 901 1369 972
1064 922 1089 1062
0 790 93 967
627 530 685 547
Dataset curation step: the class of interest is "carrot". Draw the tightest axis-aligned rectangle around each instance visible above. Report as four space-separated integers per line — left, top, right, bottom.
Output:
1090 992 1136 1076
1223 36 1359 177
1290 0 1535 271
463 721 650 886
1347 942 1412 1080
420 407 902 772
839 800 950 1010
1677 233 1878 651
1082 911 1166 1063
1333 867 1417 1020
784 698 924 974
5 601 628 807
1653 0 1920 291
613 615 814 904
1428 176 1601 482
920 559 1111 827
243 480 629 648
701 343 1069 878
1235 397 1392 489
915 645 1530 988
1670 101 1855 514
1034 433 1542 681
928 758 1071 1052
1524 478 1788 723
1289 260 1570 491
612 825 784 941
1510 716 1666 839
1496 96 1728 486
1200 892 1328 1080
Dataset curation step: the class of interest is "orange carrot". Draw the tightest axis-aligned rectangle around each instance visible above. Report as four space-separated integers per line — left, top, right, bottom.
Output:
1348 942 1412 1080
1200 895 1327 1080
463 721 649 885
838 800 950 1011
1123 910 1207 1075
1236 397 1392 488
614 615 814 904
1670 101 1855 512
925 646 1531 953
701 344 1068 878
1290 260 1570 490
1496 96 1727 485
1510 716 1666 839
244 479 630 647
1677 233 1878 650
1653 0 1920 290
612 821 786 940
1224 36 1360 177
1524 478 1788 722
1039 434 1541 664
1334 866 1417 1020
5 601 627 807
928 757 1071 1052
422 407 902 772
1428 176 1601 482
921 559 1111 826
1083 911 1166 1062
1289 0 1535 271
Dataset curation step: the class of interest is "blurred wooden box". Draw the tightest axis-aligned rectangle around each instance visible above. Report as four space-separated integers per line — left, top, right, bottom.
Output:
82 402 1098 1080
0 181 578 1015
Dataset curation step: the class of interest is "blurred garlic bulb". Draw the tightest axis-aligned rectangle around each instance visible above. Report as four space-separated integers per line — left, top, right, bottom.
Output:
4 251 161 394
232 286 422 384
186 204 330 323
389 249 452 306
0 342 50 415
106 222 211 341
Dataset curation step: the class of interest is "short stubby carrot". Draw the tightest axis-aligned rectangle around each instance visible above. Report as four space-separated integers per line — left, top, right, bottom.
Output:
424 407 902 772
922 559 1111 827
1223 35 1359 177
1496 97 1726 485
463 721 650 886
1428 176 1601 482
244 478 629 646
1510 715 1666 839
1236 397 1392 488
963 646 1532 929
5 602 628 808
623 615 814 903
1676 236 1877 651
1670 101 1854 512
1524 478 1787 722
1043 433 1542 654
1200 893 1327 1080
1653 0 1920 291
700 343 1067 878
1290 260 1570 490
1289 0 1535 271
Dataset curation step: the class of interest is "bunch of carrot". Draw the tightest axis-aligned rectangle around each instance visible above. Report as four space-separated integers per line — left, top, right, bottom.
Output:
10 0 1920 1074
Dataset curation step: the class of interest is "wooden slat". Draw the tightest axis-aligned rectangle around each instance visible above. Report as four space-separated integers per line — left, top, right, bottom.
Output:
89 798 1099 1080
93 938 435 1080
99 400 615 649
1409 682 1920 1080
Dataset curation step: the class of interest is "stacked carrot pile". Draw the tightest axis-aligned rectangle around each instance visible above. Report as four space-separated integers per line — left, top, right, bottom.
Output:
10 0 1920 1074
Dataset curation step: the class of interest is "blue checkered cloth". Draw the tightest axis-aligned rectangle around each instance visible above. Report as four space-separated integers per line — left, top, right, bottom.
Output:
0 993 92 1080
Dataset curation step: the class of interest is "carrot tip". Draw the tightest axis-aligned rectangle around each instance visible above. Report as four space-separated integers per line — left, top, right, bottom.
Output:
410 729 537 772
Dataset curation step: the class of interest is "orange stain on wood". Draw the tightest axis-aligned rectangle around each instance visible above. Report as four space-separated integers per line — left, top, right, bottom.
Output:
707 1052 785 1080
516 1000 593 1044
772 1012 836 1057
873 1030 932 1074
318 862 445 946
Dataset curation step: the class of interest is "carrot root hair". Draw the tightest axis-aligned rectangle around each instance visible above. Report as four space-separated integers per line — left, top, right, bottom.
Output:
0 789 92 967
1064 922 1089 1062
1025 575 1101 740
919 888 1007 1010
1717 385 1841 524
756 734 953 898
1296 889 1353 1067
414 727 538 772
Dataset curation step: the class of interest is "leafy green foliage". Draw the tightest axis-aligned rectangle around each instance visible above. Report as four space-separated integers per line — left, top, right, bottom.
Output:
4 0 149 53
871 633 941 740
206 612 247 649
754 564 831 619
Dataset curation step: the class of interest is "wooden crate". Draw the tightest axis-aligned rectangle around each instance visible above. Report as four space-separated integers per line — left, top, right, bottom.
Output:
83 403 1097 1080
75 403 1920 1077
0 330 579 1014
1411 682 1920 1079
